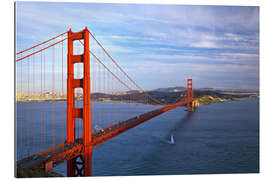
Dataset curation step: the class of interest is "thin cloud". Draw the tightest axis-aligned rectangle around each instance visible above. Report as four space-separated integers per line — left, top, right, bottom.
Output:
16 2 259 90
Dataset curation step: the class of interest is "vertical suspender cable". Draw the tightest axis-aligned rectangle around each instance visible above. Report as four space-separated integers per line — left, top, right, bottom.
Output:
108 63 112 126
27 57 30 156
106 60 109 127
120 73 123 123
93 52 96 130
92 53 95 130
111 64 113 124
103 56 106 128
106 60 110 127
32 49 35 154
61 40 64 146
131 85 133 116
129 84 131 119
99 58 101 129
40 51 43 151
20 57 23 159
52 45 55 150
43 51 46 150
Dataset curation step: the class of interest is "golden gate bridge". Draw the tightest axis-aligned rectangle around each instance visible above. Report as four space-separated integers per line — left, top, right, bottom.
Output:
16 27 196 176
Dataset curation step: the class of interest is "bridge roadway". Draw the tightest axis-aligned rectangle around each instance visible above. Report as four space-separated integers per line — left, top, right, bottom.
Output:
17 100 188 171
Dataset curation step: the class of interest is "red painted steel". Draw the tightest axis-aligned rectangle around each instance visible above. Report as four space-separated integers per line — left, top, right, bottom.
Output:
91 101 188 147
66 28 92 176
82 28 91 146
61 40 65 147
16 31 67 55
16 27 195 177
88 30 164 105
16 37 68 62
17 98 190 171
82 28 92 176
45 161 53 172
187 78 193 112
67 29 75 143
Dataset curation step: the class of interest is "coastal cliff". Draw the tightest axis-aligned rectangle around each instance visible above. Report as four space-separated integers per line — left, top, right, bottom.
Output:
195 91 259 107
197 95 234 106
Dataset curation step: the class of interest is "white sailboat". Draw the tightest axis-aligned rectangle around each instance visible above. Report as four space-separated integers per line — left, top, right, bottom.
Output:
170 134 175 144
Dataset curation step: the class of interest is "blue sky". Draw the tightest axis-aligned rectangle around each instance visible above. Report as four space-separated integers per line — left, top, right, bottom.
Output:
16 2 259 91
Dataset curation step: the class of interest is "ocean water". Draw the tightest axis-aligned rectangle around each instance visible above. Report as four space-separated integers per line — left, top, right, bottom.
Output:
16 98 259 176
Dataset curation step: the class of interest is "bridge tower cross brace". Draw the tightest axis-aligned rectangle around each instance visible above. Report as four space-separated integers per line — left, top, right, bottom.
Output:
187 78 194 112
67 27 92 176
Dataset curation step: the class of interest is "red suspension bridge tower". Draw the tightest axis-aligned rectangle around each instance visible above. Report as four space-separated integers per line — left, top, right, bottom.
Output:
67 27 92 176
187 78 194 112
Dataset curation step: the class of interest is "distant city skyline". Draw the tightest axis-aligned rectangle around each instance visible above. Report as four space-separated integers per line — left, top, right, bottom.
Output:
16 2 259 91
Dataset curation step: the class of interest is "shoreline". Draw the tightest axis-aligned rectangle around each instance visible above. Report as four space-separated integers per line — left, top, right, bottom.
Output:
196 95 258 107
15 96 259 106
